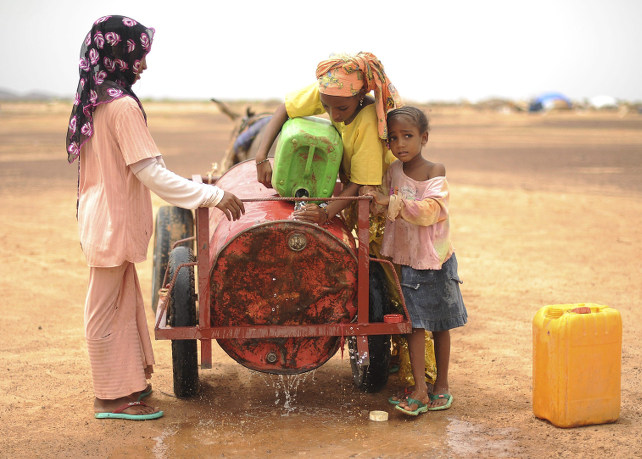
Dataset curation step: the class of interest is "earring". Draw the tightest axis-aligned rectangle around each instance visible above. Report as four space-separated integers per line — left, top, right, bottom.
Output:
359 98 364 107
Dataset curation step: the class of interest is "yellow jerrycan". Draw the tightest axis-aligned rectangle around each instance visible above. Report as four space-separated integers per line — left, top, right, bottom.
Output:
532 303 621 428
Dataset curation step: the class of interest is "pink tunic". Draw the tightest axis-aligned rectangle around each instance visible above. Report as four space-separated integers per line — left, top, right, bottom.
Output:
84 262 155 399
79 96 159 399
78 96 160 267
380 161 454 270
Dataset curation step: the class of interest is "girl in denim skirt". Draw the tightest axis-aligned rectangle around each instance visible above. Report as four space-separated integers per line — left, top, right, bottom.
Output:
366 106 467 416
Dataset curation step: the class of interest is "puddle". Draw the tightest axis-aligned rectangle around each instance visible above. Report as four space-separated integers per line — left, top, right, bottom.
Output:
148 403 521 458
446 417 520 457
144 360 521 458
152 425 179 459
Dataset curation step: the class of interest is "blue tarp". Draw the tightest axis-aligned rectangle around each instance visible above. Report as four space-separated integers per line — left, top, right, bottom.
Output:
233 116 272 153
529 92 572 112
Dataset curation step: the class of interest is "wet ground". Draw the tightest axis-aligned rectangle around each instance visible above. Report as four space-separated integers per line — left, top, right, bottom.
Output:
1 101 641 458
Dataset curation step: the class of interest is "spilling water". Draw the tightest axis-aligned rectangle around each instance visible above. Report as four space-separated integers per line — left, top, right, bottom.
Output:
293 189 309 211
346 339 367 366
255 372 314 415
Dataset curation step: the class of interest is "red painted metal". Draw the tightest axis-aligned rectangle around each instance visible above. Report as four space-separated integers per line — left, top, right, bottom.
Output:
155 159 412 375
207 161 357 373
356 198 371 365
193 175 213 368
384 314 404 323
196 207 213 369
156 321 410 340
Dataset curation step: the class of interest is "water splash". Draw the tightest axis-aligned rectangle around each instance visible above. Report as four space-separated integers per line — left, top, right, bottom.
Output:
347 343 366 366
257 372 314 415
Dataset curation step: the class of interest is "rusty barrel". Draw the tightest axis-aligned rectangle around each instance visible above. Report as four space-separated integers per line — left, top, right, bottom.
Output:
209 160 358 374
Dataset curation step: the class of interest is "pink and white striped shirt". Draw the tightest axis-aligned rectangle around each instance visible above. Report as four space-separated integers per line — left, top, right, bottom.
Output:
77 96 159 267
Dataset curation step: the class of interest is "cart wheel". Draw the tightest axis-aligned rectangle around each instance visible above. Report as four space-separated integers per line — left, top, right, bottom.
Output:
167 246 199 398
151 206 194 314
348 261 391 393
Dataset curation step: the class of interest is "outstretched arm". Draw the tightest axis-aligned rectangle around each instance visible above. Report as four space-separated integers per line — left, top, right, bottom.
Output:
132 157 245 220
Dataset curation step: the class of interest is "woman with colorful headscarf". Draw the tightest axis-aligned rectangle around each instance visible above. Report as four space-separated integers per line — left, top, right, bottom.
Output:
66 15 244 421
254 52 436 395
255 51 402 296
255 51 401 229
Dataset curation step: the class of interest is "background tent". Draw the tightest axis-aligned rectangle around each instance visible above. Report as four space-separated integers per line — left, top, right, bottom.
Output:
529 92 573 112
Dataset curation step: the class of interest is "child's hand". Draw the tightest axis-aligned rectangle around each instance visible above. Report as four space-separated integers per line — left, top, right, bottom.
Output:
362 188 389 206
360 186 388 215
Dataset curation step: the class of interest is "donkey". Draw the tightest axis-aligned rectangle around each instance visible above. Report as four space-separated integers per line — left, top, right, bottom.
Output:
211 98 276 173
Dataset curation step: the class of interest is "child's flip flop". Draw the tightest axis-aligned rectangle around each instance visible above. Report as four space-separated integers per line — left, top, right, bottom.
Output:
95 401 164 421
428 393 453 411
395 398 428 416
388 387 413 405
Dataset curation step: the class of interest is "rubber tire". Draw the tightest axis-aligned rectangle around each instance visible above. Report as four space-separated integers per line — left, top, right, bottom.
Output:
151 206 194 314
168 246 199 398
349 261 392 393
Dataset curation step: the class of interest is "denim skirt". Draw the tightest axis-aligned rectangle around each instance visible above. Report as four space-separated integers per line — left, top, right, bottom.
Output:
400 253 468 332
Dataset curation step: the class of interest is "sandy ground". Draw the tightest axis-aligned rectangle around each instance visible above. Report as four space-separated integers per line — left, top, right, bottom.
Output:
1 101 641 458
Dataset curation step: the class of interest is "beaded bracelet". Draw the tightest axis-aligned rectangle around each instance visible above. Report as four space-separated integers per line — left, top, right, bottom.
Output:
256 158 270 166
321 206 330 224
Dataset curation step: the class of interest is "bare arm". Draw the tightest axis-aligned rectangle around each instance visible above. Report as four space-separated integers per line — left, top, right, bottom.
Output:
255 103 289 187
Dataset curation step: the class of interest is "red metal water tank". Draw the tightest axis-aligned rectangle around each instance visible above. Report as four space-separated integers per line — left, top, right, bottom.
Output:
208 160 358 374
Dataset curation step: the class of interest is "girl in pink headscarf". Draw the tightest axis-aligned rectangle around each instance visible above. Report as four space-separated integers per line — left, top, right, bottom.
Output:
67 15 244 421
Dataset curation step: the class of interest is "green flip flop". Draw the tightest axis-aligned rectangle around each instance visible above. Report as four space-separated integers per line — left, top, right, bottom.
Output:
395 398 428 416
388 387 413 405
137 385 153 401
428 393 453 411
95 401 164 421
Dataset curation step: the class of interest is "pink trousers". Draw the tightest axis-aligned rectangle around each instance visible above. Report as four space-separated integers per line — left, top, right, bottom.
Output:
84 262 155 399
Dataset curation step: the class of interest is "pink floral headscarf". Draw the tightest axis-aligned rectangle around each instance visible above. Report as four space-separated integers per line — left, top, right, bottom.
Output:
316 52 402 140
65 15 155 163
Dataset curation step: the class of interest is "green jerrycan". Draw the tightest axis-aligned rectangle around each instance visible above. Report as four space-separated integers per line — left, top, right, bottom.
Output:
271 116 343 199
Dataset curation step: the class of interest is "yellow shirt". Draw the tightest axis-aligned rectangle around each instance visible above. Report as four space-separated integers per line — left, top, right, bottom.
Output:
285 83 395 186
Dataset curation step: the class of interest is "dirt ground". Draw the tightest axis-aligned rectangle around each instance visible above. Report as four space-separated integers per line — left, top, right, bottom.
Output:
1 100 641 458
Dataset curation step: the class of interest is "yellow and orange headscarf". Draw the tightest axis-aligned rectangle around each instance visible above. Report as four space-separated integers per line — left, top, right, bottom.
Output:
316 52 402 140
